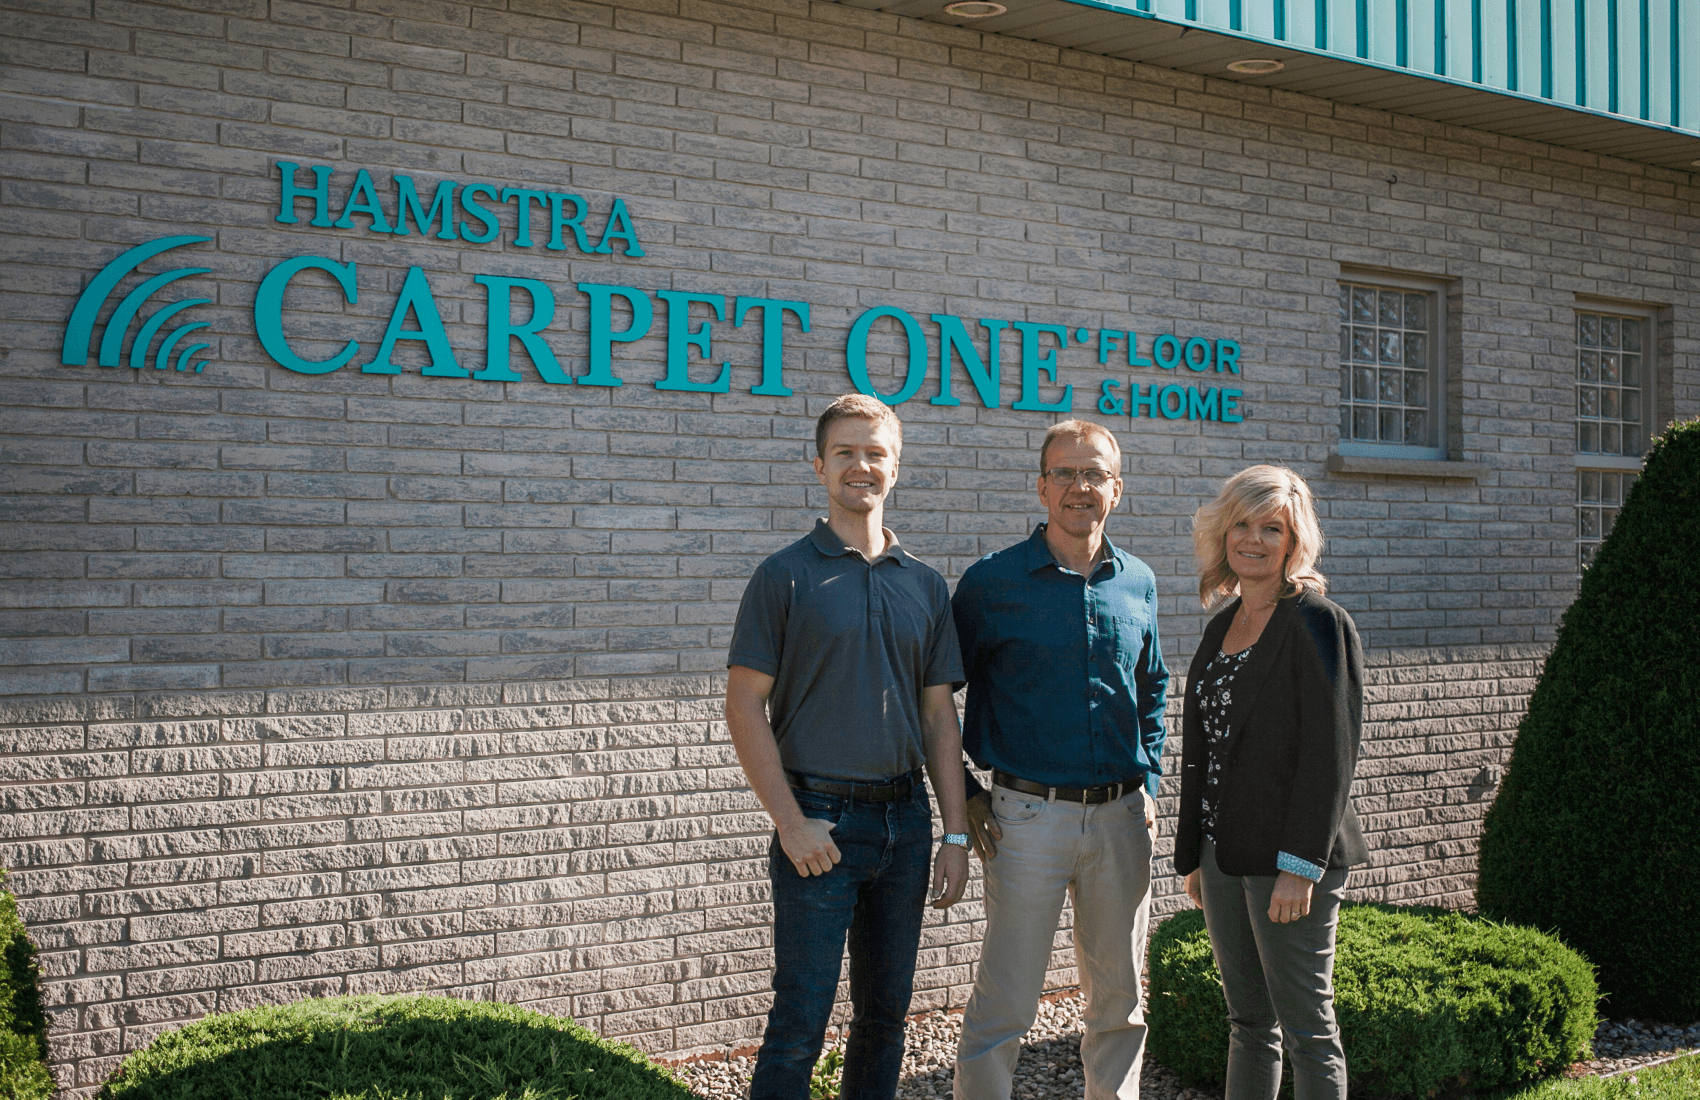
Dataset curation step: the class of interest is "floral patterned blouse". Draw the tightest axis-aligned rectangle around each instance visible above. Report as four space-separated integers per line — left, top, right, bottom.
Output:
1196 644 1254 841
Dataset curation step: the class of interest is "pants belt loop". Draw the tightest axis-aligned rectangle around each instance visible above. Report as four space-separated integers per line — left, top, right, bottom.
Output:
1046 786 1056 804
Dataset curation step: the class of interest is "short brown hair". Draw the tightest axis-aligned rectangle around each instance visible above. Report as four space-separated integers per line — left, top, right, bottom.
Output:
1038 419 1121 473
815 394 903 458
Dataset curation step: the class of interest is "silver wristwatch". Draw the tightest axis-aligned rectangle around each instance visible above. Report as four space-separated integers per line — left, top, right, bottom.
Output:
942 833 970 848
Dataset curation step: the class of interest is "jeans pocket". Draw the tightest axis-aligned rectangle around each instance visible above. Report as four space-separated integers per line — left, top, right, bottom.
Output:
791 788 845 824
991 790 1042 825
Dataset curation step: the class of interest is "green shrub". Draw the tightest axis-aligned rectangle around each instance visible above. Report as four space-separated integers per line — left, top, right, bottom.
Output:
1476 417 1700 1022
0 871 54 1100
98 994 692 1100
1147 904 1598 1099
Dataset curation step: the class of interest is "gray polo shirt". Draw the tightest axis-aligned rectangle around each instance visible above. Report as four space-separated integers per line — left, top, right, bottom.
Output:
728 518 964 782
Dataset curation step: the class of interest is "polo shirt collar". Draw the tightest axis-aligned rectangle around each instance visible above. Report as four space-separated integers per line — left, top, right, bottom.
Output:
1024 522 1125 577
809 517 910 566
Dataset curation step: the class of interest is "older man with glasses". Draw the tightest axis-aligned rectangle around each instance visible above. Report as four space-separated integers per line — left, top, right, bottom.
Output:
950 419 1170 1100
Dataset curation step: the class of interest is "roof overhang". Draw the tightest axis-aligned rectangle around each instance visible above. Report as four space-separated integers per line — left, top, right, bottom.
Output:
841 0 1700 174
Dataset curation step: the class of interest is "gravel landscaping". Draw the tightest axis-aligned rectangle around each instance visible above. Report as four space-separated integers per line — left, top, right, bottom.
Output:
674 995 1700 1099
1570 1019 1700 1078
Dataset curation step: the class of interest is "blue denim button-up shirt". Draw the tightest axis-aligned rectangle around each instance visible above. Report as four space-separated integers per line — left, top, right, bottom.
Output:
952 524 1170 796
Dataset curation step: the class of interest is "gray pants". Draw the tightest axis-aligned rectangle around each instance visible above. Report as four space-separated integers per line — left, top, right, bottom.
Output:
1196 838 1349 1100
954 784 1153 1100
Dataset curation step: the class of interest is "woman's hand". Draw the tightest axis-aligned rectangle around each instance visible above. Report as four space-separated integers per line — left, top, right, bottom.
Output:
1184 869 1202 908
1268 870 1314 923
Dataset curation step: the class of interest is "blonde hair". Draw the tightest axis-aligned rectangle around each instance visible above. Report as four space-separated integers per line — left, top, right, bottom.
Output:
815 394 902 458
1192 465 1327 608
1038 419 1120 473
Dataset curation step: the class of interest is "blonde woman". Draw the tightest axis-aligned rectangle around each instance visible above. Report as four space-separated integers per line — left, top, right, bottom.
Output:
1172 465 1367 1100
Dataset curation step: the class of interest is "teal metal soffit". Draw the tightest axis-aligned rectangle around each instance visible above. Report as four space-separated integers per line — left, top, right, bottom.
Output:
852 0 1700 169
1114 0 1695 136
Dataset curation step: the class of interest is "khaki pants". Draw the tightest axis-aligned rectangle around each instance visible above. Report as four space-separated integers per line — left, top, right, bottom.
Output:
954 783 1153 1100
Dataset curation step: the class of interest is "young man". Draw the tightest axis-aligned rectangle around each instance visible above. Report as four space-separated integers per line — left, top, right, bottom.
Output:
726 394 970 1100
950 419 1170 1100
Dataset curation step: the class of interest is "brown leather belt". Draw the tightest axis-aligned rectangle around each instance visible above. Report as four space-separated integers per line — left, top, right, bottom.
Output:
787 767 923 803
993 770 1138 805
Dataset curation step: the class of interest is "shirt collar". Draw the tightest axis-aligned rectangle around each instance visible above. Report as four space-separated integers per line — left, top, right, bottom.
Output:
1024 522 1124 577
809 517 910 566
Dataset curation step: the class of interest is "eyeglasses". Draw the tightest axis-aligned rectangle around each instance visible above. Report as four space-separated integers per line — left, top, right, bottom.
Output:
1043 467 1116 489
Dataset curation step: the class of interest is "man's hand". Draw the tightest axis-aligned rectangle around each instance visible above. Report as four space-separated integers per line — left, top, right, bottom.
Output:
778 817 840 877
1184 868 1202 908
1268 870 1314 923
965 791 1001 861
1142 789 1156 837
931 843 968 908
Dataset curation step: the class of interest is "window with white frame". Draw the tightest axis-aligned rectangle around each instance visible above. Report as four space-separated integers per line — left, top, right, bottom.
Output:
1574 305 1653 571
1337 276 1446 459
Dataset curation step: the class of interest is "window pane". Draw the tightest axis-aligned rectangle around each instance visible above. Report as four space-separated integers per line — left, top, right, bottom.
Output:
1602 475 1619 505
1579 350 1598 381
1579 508 1599 538
1578 387 1597 417
1601 389 1619 419
1622 390 1638 422
1600 316 1619 347
1602 423 1620 454
1622 318 1641 351
1601 353 1619 383
1580 470 1599 501
1579 314 1599 346
1352 328 1376 362
1622 355 1639 386
1579 422 1598 452
1338 279 1439 454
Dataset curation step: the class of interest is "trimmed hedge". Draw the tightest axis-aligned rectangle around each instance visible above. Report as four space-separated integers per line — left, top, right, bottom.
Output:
0 871 54 1100
98 994 692 1100
1476 416 1700 1022
1147 904 1598 1099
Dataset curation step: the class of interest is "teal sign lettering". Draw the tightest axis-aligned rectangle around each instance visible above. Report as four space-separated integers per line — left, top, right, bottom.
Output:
62 163 1253 430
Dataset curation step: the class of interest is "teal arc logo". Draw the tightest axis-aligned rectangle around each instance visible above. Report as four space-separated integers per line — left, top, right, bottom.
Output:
61 235 216 373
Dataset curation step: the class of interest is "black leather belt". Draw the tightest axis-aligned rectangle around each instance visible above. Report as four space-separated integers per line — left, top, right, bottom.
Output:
787 767 923 803
993 770 1138 805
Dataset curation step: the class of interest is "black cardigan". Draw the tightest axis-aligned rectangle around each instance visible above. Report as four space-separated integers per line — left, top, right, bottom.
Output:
1172 588 1369 878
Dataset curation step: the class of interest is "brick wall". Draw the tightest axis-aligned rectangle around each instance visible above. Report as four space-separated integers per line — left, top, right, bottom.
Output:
1 0 1696 1092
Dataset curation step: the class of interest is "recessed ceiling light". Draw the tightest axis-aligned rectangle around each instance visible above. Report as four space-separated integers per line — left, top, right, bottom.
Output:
1226 58 1285 74
944 0 1006 16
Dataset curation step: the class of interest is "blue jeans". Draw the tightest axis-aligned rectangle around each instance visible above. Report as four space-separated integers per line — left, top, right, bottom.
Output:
749 784 933 1100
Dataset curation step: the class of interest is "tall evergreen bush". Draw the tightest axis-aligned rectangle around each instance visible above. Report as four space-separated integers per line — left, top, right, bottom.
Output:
1476 417 1700 1022
0 870 55 1100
